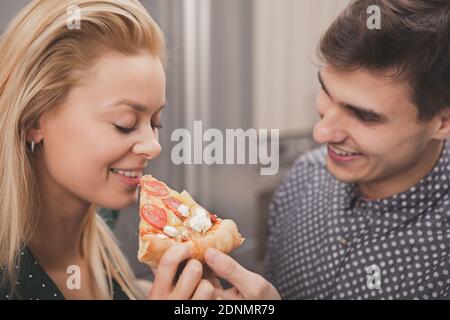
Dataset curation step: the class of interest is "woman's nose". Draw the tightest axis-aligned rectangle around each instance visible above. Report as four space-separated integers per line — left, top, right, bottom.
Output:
132 127 162 160
313 108 347 144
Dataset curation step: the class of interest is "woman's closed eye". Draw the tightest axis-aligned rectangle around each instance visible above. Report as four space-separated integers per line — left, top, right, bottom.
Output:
114 122 163 134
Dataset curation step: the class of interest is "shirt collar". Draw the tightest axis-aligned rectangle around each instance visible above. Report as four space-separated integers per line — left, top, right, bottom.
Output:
342 140 450 225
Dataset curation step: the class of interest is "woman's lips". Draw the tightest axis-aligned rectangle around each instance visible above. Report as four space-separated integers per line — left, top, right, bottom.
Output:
110 169 141 187
327 145 363 163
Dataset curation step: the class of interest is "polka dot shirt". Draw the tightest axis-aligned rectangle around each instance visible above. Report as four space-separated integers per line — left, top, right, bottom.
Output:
0 247 129 300
264 142 450 300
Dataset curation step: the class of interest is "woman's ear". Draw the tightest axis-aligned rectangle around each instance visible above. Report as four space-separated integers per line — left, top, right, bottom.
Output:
25 116 46 144
431 109 450 140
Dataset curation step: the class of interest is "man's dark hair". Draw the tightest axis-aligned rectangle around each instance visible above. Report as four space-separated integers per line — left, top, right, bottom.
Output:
319 0 450 121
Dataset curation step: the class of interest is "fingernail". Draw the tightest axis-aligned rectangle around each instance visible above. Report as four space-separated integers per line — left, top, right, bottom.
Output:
206 248 220 264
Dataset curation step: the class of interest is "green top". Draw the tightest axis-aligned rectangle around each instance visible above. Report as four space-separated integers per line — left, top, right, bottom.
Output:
0 247 129 300
0 209 129 300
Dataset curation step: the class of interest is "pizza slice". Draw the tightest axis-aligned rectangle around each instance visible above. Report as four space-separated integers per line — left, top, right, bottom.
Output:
137 175 245 268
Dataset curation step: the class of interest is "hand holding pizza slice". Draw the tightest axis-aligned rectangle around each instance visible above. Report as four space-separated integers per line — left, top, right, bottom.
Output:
138 175 245 268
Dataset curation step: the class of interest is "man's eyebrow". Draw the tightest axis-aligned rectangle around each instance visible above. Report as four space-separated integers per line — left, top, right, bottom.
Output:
317 71 388 124
317 71 331 97
108 99 166 113
343 103 388 123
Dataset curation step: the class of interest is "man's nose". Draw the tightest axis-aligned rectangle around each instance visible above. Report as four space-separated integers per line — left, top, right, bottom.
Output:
313 107 348 144
132 127 162 160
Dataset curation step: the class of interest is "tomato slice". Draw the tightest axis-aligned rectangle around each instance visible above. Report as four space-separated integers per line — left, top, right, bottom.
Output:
209 213 218 224
142 181 169 197
162 197 184 219
140 204 167 230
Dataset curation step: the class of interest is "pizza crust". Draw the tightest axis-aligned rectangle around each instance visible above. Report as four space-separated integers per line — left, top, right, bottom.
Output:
138 219 244 268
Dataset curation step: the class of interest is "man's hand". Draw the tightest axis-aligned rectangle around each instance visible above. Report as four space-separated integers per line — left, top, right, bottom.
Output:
204 248 281 300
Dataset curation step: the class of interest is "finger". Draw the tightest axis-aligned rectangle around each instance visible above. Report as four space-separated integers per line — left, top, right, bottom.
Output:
213 287 243 300
204 276 223 289
151 243 194 296
191 279 215 300
203 266 221 288
171 259 203 299
204 248 259 297
204 265 218 278
136 279 153 295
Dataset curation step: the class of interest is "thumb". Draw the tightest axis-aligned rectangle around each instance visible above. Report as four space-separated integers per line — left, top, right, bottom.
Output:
204 248 255 296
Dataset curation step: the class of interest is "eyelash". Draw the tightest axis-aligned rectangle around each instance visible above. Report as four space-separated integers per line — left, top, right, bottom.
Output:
114 123 163 134
350 110 378 124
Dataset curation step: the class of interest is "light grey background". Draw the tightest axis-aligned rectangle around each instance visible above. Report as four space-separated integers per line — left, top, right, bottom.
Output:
0 0 337 280
0 0 259 279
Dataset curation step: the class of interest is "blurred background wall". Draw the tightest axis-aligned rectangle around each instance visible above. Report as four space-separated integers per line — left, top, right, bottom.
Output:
0 0 350 279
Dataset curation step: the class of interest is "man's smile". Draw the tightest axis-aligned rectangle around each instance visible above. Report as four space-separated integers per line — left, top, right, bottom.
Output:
328 144 364 164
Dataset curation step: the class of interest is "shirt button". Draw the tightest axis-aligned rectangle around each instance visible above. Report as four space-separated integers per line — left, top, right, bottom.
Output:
338 235 348 247
356 199 366 208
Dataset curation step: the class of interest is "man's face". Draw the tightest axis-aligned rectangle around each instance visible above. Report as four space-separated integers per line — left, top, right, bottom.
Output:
36 52 166 210
313 65 440 188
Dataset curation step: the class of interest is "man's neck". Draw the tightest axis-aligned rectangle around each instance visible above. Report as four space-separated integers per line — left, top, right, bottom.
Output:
357 140 445 200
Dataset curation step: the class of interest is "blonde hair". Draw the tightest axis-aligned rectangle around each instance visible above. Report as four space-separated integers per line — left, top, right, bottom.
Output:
0 0 166 299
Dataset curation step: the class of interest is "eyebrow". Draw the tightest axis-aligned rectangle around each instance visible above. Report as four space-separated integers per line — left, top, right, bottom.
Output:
108 99 166 114
317 71 388 124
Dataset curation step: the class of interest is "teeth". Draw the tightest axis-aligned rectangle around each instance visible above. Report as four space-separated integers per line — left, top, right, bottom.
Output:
332 147 359 157
337 150 351 156
110 168 143 178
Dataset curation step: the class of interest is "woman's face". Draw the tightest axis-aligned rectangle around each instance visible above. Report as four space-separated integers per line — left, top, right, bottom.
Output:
35 52 166 210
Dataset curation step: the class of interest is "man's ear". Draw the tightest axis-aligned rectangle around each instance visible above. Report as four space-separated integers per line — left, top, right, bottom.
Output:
431 109 450 140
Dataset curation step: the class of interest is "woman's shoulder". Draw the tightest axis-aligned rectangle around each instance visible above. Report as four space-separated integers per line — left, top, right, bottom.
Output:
1 247 130 300
0 248 64 300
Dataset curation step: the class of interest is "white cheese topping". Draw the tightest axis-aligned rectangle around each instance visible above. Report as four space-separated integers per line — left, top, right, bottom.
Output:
181 229 189 238
163 226 178 238
194 207 208 218
156 233 169 239
177 204 190 217
189 214 212 233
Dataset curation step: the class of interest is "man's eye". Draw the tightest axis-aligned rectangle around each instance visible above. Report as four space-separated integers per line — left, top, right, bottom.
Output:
114 125 136 134
351 110 378 124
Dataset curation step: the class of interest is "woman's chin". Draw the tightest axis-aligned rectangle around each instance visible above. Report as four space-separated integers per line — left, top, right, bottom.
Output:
98 194 139 211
